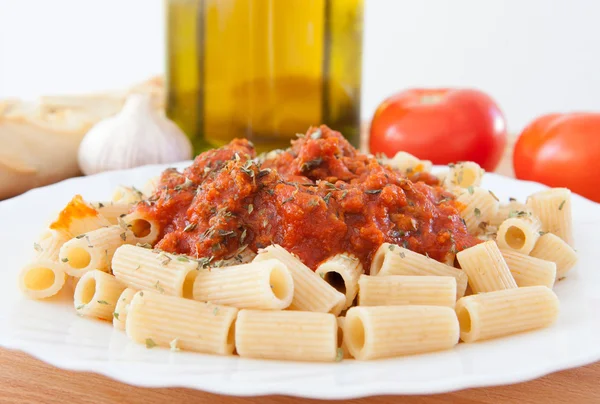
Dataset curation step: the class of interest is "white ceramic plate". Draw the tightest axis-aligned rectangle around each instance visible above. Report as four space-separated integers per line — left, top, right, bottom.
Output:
1 163 599 399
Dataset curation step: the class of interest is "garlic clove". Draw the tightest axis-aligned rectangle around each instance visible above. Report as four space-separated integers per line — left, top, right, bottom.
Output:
77 94 192 175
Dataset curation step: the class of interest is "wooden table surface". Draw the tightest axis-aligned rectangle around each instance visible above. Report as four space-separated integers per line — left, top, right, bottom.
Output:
2 133 599 404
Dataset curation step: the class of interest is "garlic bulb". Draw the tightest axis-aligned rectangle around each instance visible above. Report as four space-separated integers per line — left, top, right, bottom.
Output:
78 94 192 175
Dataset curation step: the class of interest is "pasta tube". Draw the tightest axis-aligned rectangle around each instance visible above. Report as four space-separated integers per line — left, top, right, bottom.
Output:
112 185 144 204
18 259 67 299
530 233 578 279
344 306 459 360
59 225 135 277
142 175 161 197
90 202 132 225
253 245 345 315
112 245 199 298
126 291 238 355
526 188 573 246
370 243 468 298
455 286 559 342
446 161 485 188
121 211 160 245
490 200 531 227
66 275 80 292
387 151 432 174
49 195 112 237
500 249 556 288
113 287 137 330
235 309 339 362
456 240 517 293
193 259 294 310
74 270 127 321
34 229 71 262
455 187 499 234
336 317 351 359
315 253 363 309
358 275 457 308
496 215 541 254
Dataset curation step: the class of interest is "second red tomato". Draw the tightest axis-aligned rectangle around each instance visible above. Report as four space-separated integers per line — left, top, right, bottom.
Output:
369 88 507 171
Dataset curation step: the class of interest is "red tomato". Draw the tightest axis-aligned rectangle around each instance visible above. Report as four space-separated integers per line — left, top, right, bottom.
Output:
514 113 600 202
369 88 507 171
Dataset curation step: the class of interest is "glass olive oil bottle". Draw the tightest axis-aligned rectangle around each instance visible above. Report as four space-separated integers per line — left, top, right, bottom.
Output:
166 0 363 153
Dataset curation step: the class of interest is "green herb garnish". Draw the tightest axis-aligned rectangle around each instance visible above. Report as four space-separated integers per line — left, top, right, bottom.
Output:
183 223 197 232
300 157 323 172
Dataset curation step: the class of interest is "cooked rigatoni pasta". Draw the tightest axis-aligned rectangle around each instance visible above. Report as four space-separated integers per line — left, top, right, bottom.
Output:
112 185 144 204
235 309 339 362
370 243 468 299
113 287 137 330
18 259 67 299
490 200 532 227
34 229 71 262
16 137 583 364
315 253 363 309
530 233 578 279
336 317 351 359
66 275 80 292
456 240 517 293
121 211 160 245
358 275 456 308
455 286 559 342
526 188 573 246
496 215 541 254
49 195 111 237
501 249 556 288
90 202 132 225
193 259 293 309
112 245 199 297
74 270 127 321
455 187 499 234
387 151 433 175
253 245 346 315
142 175 161 197
446 161 485 188
126 291 238 355
344 306 459 360
59 225 135 277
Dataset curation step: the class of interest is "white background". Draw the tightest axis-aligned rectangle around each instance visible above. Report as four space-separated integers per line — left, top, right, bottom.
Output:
1 0 599 133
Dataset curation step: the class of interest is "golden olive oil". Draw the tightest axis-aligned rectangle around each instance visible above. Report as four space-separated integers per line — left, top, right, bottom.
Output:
166 0 363 153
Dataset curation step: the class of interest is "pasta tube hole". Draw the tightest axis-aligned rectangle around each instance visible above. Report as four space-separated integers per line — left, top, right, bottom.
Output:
347 315 366 353
65 247 91 269
505 226 526 250
79 278 97 305
456 170 477 187
182 270 197 299
457 306 472 334
130 219 151 238
24 267 55 291
269 266 292 300
324 272 346 295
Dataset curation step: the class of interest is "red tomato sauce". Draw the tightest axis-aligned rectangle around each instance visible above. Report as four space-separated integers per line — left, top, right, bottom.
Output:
134 126 478 271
